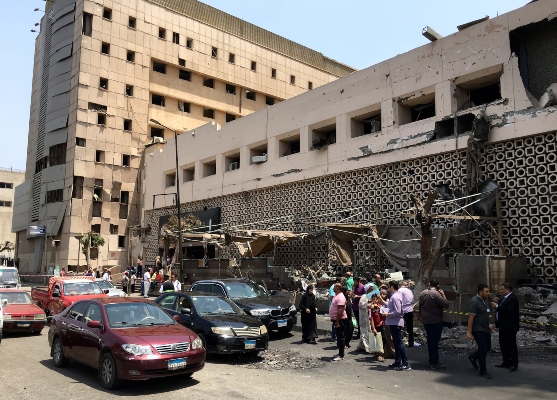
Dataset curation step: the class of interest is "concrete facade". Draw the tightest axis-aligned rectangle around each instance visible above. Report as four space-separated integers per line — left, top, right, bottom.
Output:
142 0 557 284
13 0 354 274
0 169 25 264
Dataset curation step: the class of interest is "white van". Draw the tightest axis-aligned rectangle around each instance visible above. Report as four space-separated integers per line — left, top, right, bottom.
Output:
0 267 21 289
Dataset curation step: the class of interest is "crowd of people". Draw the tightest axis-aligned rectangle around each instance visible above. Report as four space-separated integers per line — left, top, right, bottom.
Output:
298 272 520 379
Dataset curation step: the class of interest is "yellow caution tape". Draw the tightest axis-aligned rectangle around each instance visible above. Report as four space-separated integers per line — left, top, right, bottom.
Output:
441 310 557 327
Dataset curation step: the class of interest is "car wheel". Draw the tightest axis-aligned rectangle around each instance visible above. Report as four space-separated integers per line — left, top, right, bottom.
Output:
277 326 293 334
100 353 120 390
52 337 69 368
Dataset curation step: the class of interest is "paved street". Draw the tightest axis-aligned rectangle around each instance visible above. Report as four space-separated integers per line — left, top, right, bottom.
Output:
1 327 556 400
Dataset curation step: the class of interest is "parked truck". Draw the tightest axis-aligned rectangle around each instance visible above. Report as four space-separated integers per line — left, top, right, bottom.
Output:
31 276 108 316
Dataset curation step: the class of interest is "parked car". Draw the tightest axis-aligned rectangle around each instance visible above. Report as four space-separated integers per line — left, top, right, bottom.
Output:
48 297 205 389
154 291 269 354
0 267 21 289
0 297 4 343
32 276 108 316
189 279 297 332
0 289 46 335
96 279 126 297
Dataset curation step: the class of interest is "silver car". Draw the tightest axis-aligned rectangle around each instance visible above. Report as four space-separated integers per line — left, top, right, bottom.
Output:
95 279 126 297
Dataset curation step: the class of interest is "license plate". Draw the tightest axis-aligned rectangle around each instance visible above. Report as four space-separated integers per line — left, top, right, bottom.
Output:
245 340 256 349
277 319 287 328
168 358 187 370
18 323 30 328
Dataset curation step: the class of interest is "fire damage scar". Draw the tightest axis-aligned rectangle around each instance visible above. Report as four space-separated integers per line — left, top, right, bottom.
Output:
272 169 302 178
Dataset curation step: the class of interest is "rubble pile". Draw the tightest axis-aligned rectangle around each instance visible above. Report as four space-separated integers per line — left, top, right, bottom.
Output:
236 349 323 371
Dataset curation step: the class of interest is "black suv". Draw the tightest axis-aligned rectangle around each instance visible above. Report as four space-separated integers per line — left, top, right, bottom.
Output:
190 278 297 332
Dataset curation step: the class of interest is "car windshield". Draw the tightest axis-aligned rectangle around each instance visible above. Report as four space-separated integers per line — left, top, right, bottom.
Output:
105 303 175 327
192 296 244 315
0 292 32 304
63 282 103 295
225 281 268 299
96 280 114 290
0 269 18 282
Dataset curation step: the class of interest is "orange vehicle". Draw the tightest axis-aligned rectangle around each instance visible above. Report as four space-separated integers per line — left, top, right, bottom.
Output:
31 276 108 316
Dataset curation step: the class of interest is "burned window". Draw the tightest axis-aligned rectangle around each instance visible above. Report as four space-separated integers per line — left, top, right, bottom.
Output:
151 127 163 138
125 85 134 96
172 32 179 44
226 84 236 95
46 189 63 204
153 62 166 74
397 92 436 126
49 143 67 167
103 7 112 20
72 176 84 199
95 150 105 163
251 61 257 71
120 191 129 204
211 47 218 58
118 236 126 248
126 50 135 62
91 224 101 234
203 109 215 119
186 37 193 49
159 28 166 39
82 12 93 36
97 113 106 125
101 42 110 55
99 77 108 90
226 113 236 123
88 102 107 113
179 69 191 81
179 102 191 113
178 58 186 67
123 119 132 131
246 90 256 101
76 137 86 147
128 16 136 29
271 68 276 79
152 94 165 106
203 78 214 88
110 224 119 234
229 53 235 64
265 96 275 106
122 154 130 167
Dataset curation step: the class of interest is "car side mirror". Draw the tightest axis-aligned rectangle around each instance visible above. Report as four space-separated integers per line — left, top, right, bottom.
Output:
87 320 101 329
181 307 191 315
52 292 60 298
103 289 110 294
173 315 181 322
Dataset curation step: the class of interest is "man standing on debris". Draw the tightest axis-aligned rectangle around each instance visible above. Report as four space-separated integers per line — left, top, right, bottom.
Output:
383 281 411 371
466 284 494 379
330 283 348 361
491 283 520 372
399 281 415 347
419 279 449 369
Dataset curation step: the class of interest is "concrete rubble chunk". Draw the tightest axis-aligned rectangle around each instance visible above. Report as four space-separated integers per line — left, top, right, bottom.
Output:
539 83 557 108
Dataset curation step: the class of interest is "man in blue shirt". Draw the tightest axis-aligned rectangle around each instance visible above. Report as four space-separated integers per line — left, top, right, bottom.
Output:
382 281 411 371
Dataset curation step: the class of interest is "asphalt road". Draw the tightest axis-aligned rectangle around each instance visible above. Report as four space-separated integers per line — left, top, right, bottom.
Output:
1 327 556 400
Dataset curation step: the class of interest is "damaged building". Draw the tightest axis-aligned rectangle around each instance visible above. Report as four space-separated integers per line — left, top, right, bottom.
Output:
142 0 557 288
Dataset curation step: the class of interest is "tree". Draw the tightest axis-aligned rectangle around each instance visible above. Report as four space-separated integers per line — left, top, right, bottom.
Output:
0 241 14 253
79 232 105 269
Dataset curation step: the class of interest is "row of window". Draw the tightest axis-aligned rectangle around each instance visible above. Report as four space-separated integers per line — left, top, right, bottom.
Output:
0 200 12 207
0 182 13 189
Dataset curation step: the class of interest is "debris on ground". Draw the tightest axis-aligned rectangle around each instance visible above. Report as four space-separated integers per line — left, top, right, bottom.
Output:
227 349 323 371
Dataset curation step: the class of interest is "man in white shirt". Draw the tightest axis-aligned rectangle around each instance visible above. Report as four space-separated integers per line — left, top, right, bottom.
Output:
102 268 109 281
171 274 182 292
143 268 152 298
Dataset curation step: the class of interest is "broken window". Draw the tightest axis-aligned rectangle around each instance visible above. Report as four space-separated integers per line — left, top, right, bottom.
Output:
128 16 136 29
91 224 101 234
186 38 193 49
92 201 102 217
351 109 381 138
179 102 191 113
110 224 119 234
76 137 86 147
211 47 218 58
226 84 236 95
229 53 235 64
172 32 179 44
102 7 112 20
251 61 257 71
308 81 313 90
99 77 108 90
265 96 275 106
179 69 191 81
312 124 336 150
101 42 110 55
202 160 217 177
290 75 296 85
159 28 166 39
72 176 84 199
246 90 256 101
151 127 163 138
46 189 63 204
203 78 214 88
120 191 129 204
82 12 93 36
203 109 215 119
279 134 301 157
165 172 176 187
97 113 106 125
454 67 503 110
95 150 105 163
434 113 476 139
152 94 165 106
122 154 130 167
153 62 166 74
88 102 107 113
183 166 195 182
178 58 185 67
119 204 128 219
49 143 67 166
226 113 236 122
125 85 134 96
271 68 276 79
118 236 126 248
123 119 132 131
127 50 135 62
397 92 436 126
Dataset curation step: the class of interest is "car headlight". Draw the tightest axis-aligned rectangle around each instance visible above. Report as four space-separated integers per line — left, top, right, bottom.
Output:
122 344 154 356
192 336 204 349
34 314 46 320
3 314 11 320
289 305 297 312
260 325 267 335
211 327 234 336
250 309 270 316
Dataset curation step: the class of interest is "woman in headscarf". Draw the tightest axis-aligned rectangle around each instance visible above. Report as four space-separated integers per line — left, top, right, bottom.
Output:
357 283 375 353
299 285 318 344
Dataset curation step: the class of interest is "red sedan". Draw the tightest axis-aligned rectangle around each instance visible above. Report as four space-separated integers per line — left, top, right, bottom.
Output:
0 289 46 334
47 297 205 389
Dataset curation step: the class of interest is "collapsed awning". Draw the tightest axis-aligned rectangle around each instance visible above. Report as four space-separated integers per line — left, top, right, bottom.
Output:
308 223 372 266
225 230 306 257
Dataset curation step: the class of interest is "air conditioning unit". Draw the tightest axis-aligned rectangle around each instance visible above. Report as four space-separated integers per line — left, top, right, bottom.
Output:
228 162 239 171
252 154 267 164
153 136 165 144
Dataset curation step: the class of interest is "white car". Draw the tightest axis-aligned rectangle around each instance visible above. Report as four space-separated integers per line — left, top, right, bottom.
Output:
95 279 126 297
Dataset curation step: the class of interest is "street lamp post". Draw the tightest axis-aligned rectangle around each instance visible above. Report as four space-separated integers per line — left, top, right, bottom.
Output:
149 119 183 281
74 234 84 273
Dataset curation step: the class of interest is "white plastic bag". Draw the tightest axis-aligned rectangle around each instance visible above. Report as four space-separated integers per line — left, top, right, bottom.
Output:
368 331 384 354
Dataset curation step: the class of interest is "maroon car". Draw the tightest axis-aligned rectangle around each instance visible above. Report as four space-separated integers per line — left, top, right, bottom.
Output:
47 297 205 389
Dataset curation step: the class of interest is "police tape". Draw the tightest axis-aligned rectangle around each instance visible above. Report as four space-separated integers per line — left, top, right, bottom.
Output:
442 310 557 327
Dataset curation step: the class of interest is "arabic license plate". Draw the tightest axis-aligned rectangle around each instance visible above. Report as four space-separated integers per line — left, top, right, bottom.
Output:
277 319 287 328
245 340 256 349
18 323 31 328
168 358 187 370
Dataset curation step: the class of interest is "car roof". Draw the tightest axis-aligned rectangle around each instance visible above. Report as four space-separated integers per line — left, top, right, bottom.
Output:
193 278 251 284
90 297 155 305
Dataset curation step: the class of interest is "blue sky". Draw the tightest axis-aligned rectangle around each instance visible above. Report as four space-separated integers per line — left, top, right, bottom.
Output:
0 0 529 170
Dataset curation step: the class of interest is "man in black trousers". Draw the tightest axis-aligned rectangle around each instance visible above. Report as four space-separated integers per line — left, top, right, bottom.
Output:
491 282 520 372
